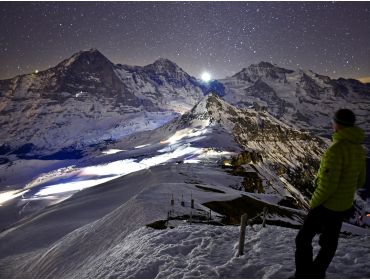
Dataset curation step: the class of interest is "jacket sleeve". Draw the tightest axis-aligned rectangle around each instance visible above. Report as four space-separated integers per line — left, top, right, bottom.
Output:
310 144 343 209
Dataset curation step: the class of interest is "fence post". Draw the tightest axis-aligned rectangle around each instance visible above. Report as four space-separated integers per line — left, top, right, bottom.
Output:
262 207 268 228
171 194 174 206
181 194 185 207
166 211 171 227
238 213 248 256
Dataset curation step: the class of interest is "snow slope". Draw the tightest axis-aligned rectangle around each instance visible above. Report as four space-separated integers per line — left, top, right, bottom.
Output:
63 225 370 279
0 162 369 278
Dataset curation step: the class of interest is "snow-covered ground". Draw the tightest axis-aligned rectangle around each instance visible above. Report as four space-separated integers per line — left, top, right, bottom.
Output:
69 224 370 279
1 171 369 279
0 158 369 278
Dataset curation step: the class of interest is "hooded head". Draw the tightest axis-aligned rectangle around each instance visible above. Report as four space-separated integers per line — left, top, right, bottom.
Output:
332 109 364 144
333 109 356 127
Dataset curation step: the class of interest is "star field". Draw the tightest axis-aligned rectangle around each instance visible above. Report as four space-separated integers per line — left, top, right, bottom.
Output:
0 1 369 80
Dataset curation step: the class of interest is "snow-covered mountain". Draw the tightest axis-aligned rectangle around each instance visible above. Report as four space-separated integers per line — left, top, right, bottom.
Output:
0 94 327 230
169 94 327 206
0 49 205 158
0 94 369 278
220 62 370 143
1 51 369 162
1 50 369 203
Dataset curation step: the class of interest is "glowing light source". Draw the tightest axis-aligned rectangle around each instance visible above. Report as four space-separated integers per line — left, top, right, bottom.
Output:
201 72 211 82
34 69 39 74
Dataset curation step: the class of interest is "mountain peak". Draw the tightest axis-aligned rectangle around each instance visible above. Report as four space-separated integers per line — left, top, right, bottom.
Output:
248 61 294 73
188 93 230 120
256 61 275 68
144 58 191 81
75 48 104 57
153 57 175 64
59 48 112 69
149 58 181 70
233 61 294 81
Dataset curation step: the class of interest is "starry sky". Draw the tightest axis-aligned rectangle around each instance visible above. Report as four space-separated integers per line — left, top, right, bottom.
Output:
0 1 370 81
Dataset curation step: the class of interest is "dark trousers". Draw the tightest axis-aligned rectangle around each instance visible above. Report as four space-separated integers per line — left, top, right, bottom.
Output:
295 205 345 279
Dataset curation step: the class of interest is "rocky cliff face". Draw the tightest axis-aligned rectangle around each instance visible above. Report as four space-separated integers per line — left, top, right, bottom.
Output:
162 94 327 209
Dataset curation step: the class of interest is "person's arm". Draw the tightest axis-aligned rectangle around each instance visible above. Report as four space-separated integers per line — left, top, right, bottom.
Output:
310 144 342 208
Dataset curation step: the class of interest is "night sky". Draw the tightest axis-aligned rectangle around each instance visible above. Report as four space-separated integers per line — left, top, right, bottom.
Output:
1 1 370 81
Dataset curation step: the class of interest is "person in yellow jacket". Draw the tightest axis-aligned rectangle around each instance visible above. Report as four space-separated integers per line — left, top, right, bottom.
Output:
294 109 366 279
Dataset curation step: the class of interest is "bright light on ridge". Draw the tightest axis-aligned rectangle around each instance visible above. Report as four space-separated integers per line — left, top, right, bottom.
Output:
201 72 211 82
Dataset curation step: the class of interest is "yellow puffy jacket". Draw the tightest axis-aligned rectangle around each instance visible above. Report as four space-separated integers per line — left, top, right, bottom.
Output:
310 126 366 211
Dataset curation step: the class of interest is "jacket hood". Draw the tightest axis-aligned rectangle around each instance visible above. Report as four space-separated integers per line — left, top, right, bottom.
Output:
333 126 365 144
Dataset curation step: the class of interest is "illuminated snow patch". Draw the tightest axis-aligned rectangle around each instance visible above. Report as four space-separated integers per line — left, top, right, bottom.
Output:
183 159 201 164
160 128 209 145
80 159 142 176
140 145 202 166
101 149 125 155
34 160 146 197
198 150 232 158
31 144 205 199
0 190 29 206
34 176 121 197
135 144 150 149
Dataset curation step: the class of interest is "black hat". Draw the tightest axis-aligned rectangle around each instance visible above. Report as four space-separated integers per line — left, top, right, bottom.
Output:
333 109 356 127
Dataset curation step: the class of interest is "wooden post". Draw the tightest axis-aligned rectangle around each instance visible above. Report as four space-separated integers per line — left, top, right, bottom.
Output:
191 193 194 209
238 213 248 256
181 194 185 207
190 211 192 225
171 194 174 206
262 207 267 228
